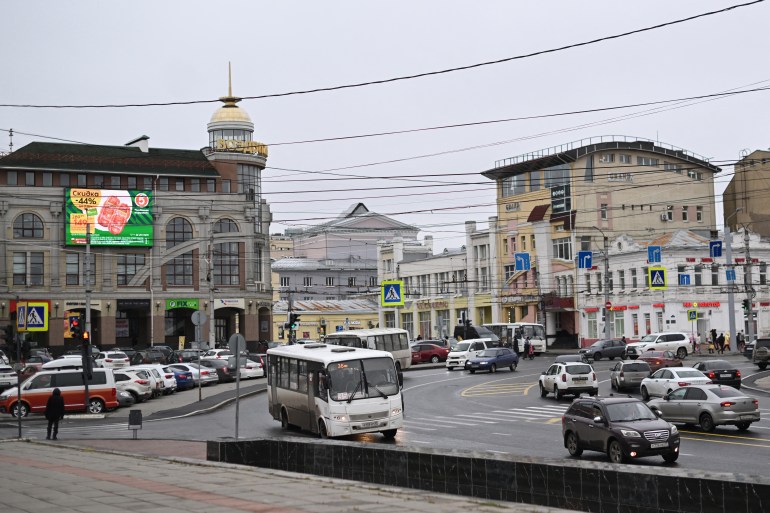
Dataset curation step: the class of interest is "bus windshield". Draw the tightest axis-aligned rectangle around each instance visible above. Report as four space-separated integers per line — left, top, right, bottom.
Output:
327 357 399 402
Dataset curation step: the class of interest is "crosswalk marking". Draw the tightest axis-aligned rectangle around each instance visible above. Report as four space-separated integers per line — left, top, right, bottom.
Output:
404 404 569 431
461 382 536 398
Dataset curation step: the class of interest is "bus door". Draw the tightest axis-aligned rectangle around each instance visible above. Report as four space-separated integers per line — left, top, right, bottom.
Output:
308 361 326 431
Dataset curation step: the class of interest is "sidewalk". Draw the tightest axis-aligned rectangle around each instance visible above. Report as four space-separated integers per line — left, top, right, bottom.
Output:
0 439 581 513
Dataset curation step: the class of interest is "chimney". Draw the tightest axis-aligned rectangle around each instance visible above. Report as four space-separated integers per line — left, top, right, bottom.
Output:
125 135 150 153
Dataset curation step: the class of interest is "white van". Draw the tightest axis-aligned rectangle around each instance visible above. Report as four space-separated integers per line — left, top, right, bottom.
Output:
484 323 547 354
446 338 494 370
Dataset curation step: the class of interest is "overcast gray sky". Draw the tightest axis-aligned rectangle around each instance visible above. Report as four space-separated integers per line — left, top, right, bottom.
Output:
2 1 769 251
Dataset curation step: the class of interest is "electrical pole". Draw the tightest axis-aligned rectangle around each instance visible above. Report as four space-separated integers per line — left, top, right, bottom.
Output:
85 224 92 343
602 235 610 340
725 229 737 353
744 228 755 348
208 221 215 350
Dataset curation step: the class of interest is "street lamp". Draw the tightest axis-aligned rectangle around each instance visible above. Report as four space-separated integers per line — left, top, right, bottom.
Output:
725 208 742 353
592 226 611 340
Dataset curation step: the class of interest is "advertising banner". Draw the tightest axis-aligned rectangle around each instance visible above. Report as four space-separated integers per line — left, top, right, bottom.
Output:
65 188 153 246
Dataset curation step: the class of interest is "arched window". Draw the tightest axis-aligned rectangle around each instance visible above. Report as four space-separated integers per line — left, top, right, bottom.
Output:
214 218 239 233
13 213 43 238
166 217 193 285
214 218 239 286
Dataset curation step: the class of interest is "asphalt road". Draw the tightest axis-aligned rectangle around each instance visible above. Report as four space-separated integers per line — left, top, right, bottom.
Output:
2 355 769 476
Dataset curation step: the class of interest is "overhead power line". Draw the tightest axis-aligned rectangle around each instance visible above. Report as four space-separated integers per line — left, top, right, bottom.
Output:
0 1 763 110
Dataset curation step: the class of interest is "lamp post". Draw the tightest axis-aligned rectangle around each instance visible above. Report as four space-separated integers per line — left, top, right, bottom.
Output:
725 208 742 353
592 226 611 340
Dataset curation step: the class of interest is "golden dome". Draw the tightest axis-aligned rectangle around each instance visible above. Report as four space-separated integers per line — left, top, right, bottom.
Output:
209 100 252 124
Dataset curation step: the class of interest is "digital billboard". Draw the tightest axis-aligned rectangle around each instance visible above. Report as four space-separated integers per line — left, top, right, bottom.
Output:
65 188 153 246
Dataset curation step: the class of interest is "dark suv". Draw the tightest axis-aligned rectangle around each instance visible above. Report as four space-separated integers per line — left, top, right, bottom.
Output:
561 396 680 464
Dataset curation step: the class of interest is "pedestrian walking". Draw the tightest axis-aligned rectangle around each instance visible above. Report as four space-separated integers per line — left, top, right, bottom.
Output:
717 333 725 354
528 341 535 360
697 333 703 353
724 332 731 352
523 338 530 360
708 337 715 354
45 388 65 440
513 333 520 356
711 329 718 348
737 330 745 352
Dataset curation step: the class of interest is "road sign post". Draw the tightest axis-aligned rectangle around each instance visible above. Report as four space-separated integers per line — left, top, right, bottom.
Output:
229 333 246 440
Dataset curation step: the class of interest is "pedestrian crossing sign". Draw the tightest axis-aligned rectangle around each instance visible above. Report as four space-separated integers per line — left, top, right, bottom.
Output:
648 267 668 291
15 301 49 332
381 280 404 307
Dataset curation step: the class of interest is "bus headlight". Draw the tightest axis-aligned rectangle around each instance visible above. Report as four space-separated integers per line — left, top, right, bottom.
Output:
332 414 348 422
391 407 402 416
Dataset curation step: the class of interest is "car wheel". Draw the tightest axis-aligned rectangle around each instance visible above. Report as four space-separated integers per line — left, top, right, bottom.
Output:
430 356 440 363
490 364 497 373
700 413 716 432
609 356 615 360
759 362 768 370
621 353 627 360
88 398 105 414
608 440 626 463
539 382 547 397
281 409 290 430
662 451 679 464
128 391 140 403
447 366 454 371
611 379 617 391
641 386 650 401
318 420 329 439
554 385 562 400
566 432 583 457
593 352 602 361
11 402 29 418
590 388 599 397
736 422 751 431
510 363 517 371
382 429 397 439
469 369 476 374
676 347 688 359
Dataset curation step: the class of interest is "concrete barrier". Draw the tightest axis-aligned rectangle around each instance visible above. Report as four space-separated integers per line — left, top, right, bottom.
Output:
207 438 770 513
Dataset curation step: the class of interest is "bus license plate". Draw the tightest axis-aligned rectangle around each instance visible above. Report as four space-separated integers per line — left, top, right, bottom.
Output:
650 442 668 449
360 421 379 428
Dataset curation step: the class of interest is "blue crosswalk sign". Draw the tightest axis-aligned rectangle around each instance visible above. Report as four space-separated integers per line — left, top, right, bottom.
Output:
578 251 593 269
679 274 691 286
649 267 667 290
514 252 531 271
647 246 661 263
709 240 723 258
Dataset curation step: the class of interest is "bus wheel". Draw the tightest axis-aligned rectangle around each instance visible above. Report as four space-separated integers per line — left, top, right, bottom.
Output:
280 409 290 430
395 362 402 373
318 420 329 439
382 429 397 439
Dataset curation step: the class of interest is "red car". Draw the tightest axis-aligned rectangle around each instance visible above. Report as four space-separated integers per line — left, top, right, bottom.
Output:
411 343 450 364
638 350 683 373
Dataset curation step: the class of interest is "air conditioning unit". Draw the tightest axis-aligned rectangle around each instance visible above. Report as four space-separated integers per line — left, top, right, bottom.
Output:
660 213 669 221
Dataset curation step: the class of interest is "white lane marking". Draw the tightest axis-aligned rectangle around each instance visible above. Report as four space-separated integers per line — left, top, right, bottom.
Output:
434 416 497 425
406 417 475 427
487 450 509 454
492 432 513 436
493 409 561 418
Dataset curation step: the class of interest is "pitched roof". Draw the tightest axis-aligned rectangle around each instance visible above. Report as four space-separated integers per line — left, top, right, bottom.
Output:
0 142 219 177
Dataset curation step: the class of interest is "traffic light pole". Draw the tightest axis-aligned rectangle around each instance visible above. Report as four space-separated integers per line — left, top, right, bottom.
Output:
725 229 737 353
745 229 755 350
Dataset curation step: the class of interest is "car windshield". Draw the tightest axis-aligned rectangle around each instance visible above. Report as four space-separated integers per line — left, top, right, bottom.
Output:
327 357 399 402
606 401 657 422
566 364 592 375
452 342 471 352
711 387 744 398
639 335 658 343
591 341 607 348
675 370 704 378
643 352 665 358
622 363 650 372
476 350 499 358
706 360 734 369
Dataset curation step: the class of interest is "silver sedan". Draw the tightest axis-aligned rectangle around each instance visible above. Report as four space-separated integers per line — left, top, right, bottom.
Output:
168 363 219 386
647 384 760 432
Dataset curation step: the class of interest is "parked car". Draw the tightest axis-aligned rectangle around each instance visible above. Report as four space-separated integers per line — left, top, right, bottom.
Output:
168 363 219 387
0 349 9 365
648 384 760 432
113 369 153 403
152 345 180 363
539 362 598 399
163 366 195 391
0 365 18 391
130 349 167 365
199 358 236 383
609 360 652 391
579 339 626 361
752 338 770 370
117 389 136 408
562 395 680 464
465 348 519 373
202 348 234 360
94 351 130 369
238 359 264 380
411 343 450 364
691 360 742 389
640 367 711 400
179 349 206 362
625 332 690 360
743 340 755 360
637 351 683 373
124 365 171 397
446 338 494 370
113 347 138 362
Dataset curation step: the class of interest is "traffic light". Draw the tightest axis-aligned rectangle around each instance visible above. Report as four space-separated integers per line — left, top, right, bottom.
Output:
70 318 82 339
742 299 750 312
289 313 301 330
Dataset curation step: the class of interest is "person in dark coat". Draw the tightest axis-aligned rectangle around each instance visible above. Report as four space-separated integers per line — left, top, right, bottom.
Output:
717 333 725 354
45 388 66 440
523 338 530 360
513 332 521 355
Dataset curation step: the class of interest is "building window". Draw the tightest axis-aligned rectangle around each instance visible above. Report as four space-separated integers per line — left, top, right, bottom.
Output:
530 170 540 191
666 205 674 221
712 264 719 286
303 277 313 287
505 265 516 282
502 240 508 255
632 313 639 337
127 177 137 189
117 254 145 286
43 172 52 187
13 213 44 238
143 177 153 190
214 242 239 285
401 313 413 336
694 265 702 286
597 272 603 293
682 206 689 221
544 163 570 188
600 204 608 220
175 178 185 191
7 171 17 185
530 234 536 250
761 263 767 286
552 237 572 260
580 236 591 252
631 268 638 288
502 175 526 197
13 252 44 286
520 236 527 251
214 218 238 234
280 277 290 287
166 217 193 248
613 313 625 339
608 271 614 291
618 270 625 289
326 277 334 286
687 170 703 180
191 178 200 192
110 176 121 189
696 206 703 222
221 180 231 193
207 179 216 192
60 174 70 187
92 175 104 188
348 277 357 287
601 153 615 163
637 156 659 167
643 267 649 288
166 218 194 285
369 276 377 287
159 178 169 191
585 273 591 294
77 174 87 187
587 312 597 339
664 162 682 173
677 265 686 285
584 155 594 182
26 172 36 186
619 154 631 164
66 253 80 285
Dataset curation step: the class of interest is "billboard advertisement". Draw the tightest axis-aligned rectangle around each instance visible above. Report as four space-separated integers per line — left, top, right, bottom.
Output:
65 188 153 246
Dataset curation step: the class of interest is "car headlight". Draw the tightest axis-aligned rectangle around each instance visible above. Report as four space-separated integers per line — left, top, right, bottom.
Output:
391 407 402 416
480 361 489 365
332 414 348 422
0 394 8 401
670 424 678 435
620 429 642 438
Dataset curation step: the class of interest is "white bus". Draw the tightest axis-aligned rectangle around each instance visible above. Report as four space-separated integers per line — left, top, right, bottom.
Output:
266 343 404 439
483 323 547 354
322 328 412 372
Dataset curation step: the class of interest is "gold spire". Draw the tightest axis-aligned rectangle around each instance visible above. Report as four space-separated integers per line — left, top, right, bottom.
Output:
218 61 241 107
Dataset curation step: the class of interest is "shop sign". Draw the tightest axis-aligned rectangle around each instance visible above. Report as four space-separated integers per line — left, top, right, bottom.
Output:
628 305 639 309
215 298 245 310
584 307 599 312
117 299 150 310
652 303 665 308
682 301 720 308
166 298 199 310
65 299 103 311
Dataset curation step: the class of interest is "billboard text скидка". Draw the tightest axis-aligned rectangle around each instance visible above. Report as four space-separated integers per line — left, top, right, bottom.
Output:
65 188 153 246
